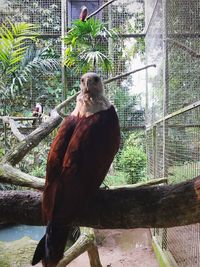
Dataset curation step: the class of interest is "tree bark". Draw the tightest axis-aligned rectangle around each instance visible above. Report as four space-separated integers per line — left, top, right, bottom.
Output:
0 164 44 190
1 111 62 166
57 228 102 267
2 117 25 141
0 177 200 228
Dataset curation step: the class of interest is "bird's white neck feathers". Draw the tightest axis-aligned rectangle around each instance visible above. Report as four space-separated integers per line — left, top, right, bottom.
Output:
72 91 111 118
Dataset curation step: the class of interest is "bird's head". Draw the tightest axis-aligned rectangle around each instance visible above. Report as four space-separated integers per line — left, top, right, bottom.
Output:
80 72 104 97
81 5 87 11
35 103 42 113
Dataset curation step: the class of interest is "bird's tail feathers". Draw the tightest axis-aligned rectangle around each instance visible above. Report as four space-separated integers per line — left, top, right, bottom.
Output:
32 234 46 265
32 221 69 266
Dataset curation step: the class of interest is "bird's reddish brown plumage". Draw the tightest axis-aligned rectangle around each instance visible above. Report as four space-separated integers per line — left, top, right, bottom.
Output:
43 106 120 223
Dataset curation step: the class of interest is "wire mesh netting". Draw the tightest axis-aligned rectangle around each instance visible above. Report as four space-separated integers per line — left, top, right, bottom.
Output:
0 0 200 265
0 0 62 34
146 0 200 266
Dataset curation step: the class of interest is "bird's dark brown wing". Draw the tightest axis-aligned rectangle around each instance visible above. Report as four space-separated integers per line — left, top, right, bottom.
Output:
33 106 120 266
42 115 78 223
51 105 120 223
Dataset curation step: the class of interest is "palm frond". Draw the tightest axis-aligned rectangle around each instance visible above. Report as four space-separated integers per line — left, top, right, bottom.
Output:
16 46 60 87
0 20 38 76
0 79 5 91
84 50 112 71
64 18 115 73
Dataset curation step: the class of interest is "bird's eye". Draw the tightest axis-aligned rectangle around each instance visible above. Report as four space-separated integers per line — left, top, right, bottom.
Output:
94 76 99 82
81 78 84 83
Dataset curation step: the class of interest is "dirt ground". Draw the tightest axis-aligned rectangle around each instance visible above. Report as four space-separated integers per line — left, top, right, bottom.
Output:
67 228 159 267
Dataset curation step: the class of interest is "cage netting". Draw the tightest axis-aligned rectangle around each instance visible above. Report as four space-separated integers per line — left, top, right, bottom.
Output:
146 0 200 266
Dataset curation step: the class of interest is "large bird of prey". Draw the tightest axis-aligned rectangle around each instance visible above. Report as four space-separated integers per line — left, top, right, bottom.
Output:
32 72 120 267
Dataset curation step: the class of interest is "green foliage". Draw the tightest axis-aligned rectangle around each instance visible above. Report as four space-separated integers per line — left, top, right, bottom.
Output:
117 132 146 184
0 20 61 115
30 165 46 178
104 171 127 187
20 45 60 78
0 20 37 73
105 82 144 128
0 20 37 95
64 18 117 73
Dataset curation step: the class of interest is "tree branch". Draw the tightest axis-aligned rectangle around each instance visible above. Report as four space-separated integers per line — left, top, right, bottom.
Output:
55 92 79 116
0 164 44 190
56 65 156 117
87 0 117 20
1 111 62 166
108 177 167 189
57 227 102 267
2 117 25 141
103 64 156 84
0 177 199 228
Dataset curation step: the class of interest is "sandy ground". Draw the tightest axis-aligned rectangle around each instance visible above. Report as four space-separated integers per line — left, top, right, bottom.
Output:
67 229 159 267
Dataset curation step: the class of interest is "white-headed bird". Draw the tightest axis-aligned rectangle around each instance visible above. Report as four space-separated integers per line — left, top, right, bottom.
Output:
32 73 120 267
79 5 88 21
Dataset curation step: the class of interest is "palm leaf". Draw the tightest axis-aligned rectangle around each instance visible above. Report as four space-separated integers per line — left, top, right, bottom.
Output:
16 46 60 87
64 18 115 73
0 20 38 77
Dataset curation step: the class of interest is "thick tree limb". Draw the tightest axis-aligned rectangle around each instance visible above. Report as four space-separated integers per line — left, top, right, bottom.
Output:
0 177 199 228
0 164 44 190
0 157 166 191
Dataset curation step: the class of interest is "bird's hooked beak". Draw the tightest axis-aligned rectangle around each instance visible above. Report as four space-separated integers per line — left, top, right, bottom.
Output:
85 78 92 93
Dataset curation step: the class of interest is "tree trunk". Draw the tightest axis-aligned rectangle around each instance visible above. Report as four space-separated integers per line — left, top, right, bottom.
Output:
0 177 200 228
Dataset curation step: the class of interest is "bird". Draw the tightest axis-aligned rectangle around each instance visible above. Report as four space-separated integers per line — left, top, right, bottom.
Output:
32 103 43 126
32 72 120 267
79 5 88 21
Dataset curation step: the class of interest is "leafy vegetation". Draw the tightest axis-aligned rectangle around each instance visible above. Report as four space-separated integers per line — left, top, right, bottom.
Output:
104 171 127 187
64 18 117 73
116 132 147 184
0 20 60 115
0 20 37 95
